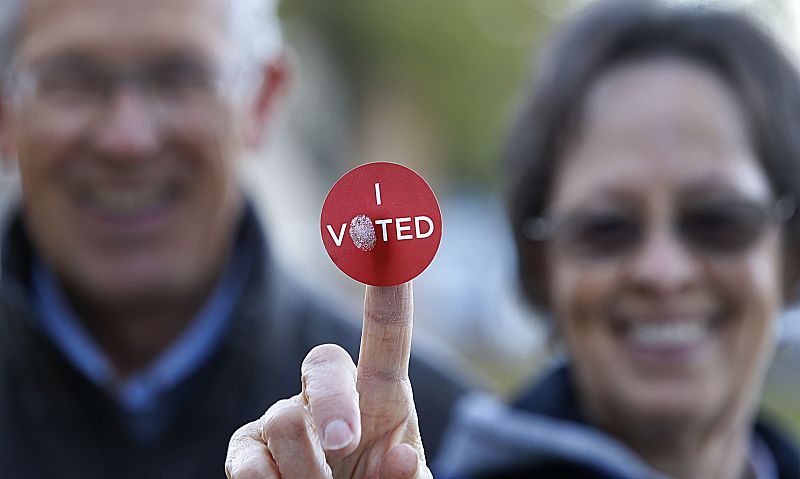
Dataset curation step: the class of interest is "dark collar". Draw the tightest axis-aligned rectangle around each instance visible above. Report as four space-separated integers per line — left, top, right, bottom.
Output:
0 206 34 291
513 363 586 424
513 364 800 479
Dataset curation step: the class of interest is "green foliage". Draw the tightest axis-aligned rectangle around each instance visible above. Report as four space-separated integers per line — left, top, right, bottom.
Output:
763 387 800 444
280 0 555 185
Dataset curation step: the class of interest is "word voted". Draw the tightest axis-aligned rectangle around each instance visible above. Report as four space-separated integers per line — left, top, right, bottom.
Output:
325 182 436 248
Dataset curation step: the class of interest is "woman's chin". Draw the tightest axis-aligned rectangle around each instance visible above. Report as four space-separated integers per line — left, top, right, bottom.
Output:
610 377 726 430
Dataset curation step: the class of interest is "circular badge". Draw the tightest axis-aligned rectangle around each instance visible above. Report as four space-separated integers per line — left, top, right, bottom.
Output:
320 162 442 286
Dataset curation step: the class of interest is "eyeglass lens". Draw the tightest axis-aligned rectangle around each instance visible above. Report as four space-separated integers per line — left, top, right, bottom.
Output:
550 200 774 260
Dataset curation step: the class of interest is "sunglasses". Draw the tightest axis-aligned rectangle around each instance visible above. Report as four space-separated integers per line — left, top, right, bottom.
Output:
523 197 795 260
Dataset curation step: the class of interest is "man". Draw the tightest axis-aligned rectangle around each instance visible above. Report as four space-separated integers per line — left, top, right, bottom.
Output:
0 0 465 477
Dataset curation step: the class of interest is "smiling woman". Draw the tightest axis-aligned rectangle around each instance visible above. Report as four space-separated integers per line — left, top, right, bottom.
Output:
433 0 800 478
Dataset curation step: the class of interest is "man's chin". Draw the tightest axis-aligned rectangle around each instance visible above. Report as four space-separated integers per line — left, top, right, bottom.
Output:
66 269 198 313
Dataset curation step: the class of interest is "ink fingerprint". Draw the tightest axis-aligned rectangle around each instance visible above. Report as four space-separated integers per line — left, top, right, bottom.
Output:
349 215 376 252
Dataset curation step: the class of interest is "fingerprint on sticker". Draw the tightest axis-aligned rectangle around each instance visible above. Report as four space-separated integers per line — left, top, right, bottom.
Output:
349 215 376 252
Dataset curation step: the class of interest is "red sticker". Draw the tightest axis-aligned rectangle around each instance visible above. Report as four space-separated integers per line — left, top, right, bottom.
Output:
320 162 442 286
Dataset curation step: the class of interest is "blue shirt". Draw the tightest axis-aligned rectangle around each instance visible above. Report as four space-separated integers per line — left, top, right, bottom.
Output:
32 236 252 442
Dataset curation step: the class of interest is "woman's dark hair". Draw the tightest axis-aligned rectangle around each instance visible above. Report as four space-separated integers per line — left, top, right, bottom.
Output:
507 0 800 311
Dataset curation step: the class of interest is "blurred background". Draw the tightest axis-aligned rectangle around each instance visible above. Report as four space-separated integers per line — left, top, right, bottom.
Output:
241 0 800 440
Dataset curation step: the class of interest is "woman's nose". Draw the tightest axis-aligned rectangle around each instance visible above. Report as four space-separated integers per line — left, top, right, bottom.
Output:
626 226 701 297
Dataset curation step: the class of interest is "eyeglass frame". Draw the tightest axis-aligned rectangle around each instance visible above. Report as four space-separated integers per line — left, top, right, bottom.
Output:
522 195 796 260
2 53 257 118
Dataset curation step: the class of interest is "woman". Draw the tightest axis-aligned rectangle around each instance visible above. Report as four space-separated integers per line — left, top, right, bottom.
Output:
435 1 800 477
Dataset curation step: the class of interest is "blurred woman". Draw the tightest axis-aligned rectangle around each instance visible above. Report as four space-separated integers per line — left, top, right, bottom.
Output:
435 1 800 478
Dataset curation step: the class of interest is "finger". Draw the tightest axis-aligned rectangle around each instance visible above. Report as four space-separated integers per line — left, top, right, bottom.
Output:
380 443 432 479
225 419 280 479
262 396 332 479
358 282 413 386
301 344 361 457
357 282 415 431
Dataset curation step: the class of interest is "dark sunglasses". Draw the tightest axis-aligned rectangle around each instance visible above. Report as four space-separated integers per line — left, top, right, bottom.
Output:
523 197 795 260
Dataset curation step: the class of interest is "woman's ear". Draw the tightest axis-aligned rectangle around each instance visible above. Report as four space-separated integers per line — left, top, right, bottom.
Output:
521 239 551 312
783 263 800 307
781 227 800 306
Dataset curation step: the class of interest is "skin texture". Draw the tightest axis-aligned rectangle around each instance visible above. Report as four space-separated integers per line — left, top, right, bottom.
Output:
545 58 782 479
0 0 284 375
225 283 432 479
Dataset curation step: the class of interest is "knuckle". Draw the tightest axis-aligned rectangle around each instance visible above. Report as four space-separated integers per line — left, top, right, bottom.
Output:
225 424 272 479
263 402 309 443
364 308 411 325
357 366 411 387
225 454 269 479
307 388 359 421
226 422 257 462
229 420 257 445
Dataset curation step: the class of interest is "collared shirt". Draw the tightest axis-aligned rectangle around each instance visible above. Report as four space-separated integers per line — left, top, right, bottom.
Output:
32 233 252 442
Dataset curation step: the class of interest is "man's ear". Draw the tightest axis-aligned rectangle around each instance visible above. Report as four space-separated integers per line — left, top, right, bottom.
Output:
244 53 289 149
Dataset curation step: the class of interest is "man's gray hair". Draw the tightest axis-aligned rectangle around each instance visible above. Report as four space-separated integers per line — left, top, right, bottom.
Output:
0 0 282 75
229 0 283 69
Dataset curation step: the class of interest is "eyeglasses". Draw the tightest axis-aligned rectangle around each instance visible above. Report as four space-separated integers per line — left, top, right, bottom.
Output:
523 196 795 261
10 55 234 120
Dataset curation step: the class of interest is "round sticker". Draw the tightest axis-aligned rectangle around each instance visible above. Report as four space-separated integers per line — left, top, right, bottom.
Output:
320 162 442 286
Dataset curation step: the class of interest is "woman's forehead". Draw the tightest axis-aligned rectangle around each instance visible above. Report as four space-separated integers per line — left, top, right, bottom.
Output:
550 149 771 213
580 57 752 156
548 57 771 210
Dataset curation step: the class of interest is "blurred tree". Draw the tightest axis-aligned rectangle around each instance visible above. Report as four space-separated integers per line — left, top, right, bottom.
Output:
280 0 555 186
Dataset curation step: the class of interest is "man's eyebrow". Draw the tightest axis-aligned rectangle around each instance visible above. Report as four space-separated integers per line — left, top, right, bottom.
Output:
146 48 216 64
28 51 104 71
145 53 215 72
29 47 217 70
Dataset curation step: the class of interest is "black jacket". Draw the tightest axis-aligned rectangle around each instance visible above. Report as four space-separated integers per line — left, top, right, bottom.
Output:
0 204 466 478
435 365 800 479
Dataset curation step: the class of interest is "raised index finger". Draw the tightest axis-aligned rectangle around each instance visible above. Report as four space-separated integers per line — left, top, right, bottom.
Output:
357 282 413 388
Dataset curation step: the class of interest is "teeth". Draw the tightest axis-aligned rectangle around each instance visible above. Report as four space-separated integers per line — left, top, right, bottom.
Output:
629 321 708 348
88 186 172 214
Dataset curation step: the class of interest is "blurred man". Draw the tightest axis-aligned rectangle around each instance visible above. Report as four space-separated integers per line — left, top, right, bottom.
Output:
0 0 465 477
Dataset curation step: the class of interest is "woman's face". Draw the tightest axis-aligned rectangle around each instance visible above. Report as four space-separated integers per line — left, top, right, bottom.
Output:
547 58 784 430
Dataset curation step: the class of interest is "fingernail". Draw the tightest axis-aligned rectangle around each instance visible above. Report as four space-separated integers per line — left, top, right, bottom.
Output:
323 420 353 451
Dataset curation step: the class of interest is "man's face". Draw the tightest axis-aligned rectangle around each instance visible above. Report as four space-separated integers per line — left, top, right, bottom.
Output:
4 0 262 308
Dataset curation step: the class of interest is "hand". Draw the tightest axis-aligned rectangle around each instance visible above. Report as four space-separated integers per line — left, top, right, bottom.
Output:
225 282 431 479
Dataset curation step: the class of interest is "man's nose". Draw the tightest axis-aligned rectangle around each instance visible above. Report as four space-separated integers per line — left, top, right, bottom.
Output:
92 86 160 160
626 227 701 297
